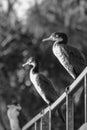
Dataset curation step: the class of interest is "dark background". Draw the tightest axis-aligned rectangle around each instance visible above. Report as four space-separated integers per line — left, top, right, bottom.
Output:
0 0 87 129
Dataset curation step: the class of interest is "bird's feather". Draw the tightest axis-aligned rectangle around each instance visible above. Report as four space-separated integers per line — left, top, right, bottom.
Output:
36 74 58 104
60 45 86 77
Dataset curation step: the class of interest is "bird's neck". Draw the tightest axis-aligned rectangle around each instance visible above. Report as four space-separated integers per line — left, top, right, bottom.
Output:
53 41 64 51
31 64 39 74
52 41 64 57
54 40 64 46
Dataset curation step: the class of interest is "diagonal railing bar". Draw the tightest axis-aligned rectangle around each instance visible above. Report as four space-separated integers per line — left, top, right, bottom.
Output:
22 67 87 130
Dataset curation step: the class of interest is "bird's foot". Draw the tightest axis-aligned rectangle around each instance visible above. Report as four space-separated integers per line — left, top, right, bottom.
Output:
65 85 70 94
41 109 44 116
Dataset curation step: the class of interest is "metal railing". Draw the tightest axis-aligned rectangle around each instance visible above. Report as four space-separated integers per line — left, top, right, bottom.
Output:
22 67 87 130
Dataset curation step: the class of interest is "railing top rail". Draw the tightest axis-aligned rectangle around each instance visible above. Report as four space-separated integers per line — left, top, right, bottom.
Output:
22 66 87 130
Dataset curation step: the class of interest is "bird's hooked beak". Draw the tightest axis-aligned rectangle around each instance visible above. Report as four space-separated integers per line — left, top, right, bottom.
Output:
42 35 63 42
22 61 29 67
42 35 53 42
7 104 21 111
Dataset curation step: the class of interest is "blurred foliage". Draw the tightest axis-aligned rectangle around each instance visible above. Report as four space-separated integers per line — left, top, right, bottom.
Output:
0 0 87 130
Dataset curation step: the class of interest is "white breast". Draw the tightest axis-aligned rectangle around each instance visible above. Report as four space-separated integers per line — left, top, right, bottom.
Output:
30 70 50 104
53 44 75 79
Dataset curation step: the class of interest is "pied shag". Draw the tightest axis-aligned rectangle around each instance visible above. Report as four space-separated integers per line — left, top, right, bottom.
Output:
7 104 21 130
42 32 86 79
23 57 65 122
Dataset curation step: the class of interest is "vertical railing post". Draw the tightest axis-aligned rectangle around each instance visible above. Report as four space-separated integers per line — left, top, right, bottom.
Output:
84 74 87 122
66 89 69 130
34 122 37 130
40 117 43 130
66 88 74 130
49 108 51 130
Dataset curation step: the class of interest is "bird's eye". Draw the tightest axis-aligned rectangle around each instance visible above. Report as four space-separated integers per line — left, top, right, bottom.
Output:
55 35 59 38
29 59 31 63
29 58 33 62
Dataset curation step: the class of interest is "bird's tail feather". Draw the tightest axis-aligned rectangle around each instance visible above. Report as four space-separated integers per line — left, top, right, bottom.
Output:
57 107 65 123
53 107 65 122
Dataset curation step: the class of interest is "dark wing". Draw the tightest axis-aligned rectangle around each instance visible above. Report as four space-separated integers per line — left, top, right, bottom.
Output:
36 74 58 103
62 45 86 77
37 74 65 122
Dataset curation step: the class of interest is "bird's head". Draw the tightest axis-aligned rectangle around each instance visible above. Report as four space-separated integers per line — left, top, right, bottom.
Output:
42 32 68 44
22 57 36 67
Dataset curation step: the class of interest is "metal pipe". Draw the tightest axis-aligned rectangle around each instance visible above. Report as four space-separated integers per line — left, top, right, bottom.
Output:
84 74 87 122
49 106 51 130
40 117 43 130
34 122 37 130
66 89 69 130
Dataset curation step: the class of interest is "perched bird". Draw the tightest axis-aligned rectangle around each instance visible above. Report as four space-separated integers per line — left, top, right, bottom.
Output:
7 104 21 130
23 57 65 122
42 32 87 79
